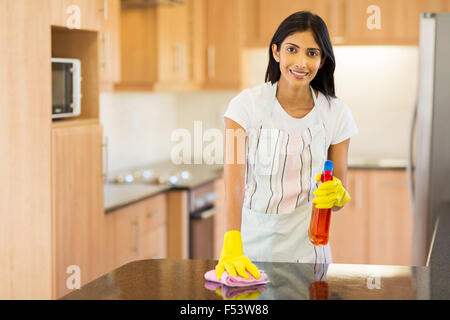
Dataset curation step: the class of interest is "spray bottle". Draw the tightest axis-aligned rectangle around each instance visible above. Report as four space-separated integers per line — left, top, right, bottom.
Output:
308 160 334 246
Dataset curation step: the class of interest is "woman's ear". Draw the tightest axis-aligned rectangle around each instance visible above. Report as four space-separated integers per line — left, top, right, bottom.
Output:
271 44 280 63
319 56 327 69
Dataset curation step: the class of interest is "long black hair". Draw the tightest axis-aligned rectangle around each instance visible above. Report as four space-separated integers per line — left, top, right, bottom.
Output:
265 11 336 101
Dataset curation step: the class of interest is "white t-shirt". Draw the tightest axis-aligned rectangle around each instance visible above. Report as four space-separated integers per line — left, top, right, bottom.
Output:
223 82 358 150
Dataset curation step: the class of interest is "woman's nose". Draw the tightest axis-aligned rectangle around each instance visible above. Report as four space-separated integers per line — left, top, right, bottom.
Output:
296 53 308 68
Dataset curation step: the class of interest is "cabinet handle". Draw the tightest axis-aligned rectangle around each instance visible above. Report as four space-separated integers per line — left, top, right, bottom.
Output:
207 45 215 78
173 42 185 76
147 210 164 218
100 0 109 20
198 207 217 219
102 136 109 183
101 31 111 73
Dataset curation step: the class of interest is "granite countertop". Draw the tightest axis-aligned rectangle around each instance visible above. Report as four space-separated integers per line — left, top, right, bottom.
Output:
348 158 407 169
104 161 224 212
61 259 448 300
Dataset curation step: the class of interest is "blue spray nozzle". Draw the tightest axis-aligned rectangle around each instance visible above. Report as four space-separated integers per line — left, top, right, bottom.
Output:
324 160 334 172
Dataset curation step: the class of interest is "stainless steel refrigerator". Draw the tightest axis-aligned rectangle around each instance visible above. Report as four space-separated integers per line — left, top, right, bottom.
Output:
408 12 450 266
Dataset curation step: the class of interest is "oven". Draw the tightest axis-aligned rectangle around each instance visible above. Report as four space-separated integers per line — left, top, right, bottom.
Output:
189 181 217 260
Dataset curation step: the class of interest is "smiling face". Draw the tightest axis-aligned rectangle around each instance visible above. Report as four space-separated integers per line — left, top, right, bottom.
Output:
272 30 326 88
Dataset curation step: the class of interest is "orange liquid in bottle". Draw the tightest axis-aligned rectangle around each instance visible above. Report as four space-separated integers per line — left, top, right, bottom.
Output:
308 162 333 246
308 281 329 300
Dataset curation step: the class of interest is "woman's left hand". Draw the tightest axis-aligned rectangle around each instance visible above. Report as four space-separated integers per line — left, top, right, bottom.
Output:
312 174 351 209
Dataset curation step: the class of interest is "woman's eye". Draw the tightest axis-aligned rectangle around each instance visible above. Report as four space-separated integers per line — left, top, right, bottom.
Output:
287 47 296 53
308 51 318 57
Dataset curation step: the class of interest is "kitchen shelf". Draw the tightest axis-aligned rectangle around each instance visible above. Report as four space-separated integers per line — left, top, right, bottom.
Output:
51 118 99 129
51 26 99 124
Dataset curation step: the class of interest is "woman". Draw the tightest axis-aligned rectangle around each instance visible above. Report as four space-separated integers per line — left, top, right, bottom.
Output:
216 11 358 280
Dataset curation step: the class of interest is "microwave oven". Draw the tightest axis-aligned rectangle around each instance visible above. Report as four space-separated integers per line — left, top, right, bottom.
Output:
51 57 82 119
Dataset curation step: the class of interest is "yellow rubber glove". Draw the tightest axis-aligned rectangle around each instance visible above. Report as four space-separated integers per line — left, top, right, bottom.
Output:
312 173 351 209
215 230 260 280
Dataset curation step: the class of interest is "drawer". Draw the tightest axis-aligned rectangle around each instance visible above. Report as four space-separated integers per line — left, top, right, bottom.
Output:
140 226 167 259
140 193 167 233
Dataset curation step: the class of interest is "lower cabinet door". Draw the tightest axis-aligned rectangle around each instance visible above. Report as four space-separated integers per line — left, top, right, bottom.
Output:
52 124 104 298
140 227 167 260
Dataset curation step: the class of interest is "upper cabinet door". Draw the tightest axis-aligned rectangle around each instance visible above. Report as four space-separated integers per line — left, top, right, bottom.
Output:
204 0 241 90
155 3 191 86
99 0 121 87
50 0 102 31
244 0 450 47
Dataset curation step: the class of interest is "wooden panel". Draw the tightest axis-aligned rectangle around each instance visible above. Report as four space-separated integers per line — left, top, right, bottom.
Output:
204 0 241 89
166 190 189 259
140 227 167 259
156 2 190 83
99 0 121 85
113 205 139 267
103 200 140 272
49 0 102 31
368 170 413 266
0 0 52 299
139 193 167 234
119 6 157 85
330 170 370 264
52 124 104 298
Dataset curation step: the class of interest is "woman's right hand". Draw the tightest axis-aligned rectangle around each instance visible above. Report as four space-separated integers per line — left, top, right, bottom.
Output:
215 230 260 280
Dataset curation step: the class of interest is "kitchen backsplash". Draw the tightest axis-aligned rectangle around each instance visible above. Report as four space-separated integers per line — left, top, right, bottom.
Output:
100 90 237 172
101 46 418 172
100 92 178 172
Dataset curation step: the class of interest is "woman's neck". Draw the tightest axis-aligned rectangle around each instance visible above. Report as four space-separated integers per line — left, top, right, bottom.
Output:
276 77 314 110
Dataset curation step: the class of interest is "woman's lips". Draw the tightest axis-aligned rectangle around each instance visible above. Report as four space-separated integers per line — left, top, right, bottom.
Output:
290 69 308 79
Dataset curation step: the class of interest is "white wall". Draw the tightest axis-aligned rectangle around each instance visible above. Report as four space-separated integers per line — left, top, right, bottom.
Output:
100 90 237 172
242 46 419 163
333 46 418 162
100 92 178 172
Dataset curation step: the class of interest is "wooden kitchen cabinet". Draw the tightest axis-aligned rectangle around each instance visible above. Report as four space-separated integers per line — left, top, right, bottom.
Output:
138 194 168 259
103 193 168 272
99 0 121 90
245 0 341 47
51 123 104 298
117 5 158 90
329 169 370 264
330 169 413 266
154 2 193 91
118 0 243 91
243 0 450 47
203 0 242 90
118 1 200 91
104 202 139 270
49 0 102 31
367 170 413 266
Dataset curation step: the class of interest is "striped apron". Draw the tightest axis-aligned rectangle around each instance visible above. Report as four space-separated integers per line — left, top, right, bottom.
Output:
241 81 332 264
